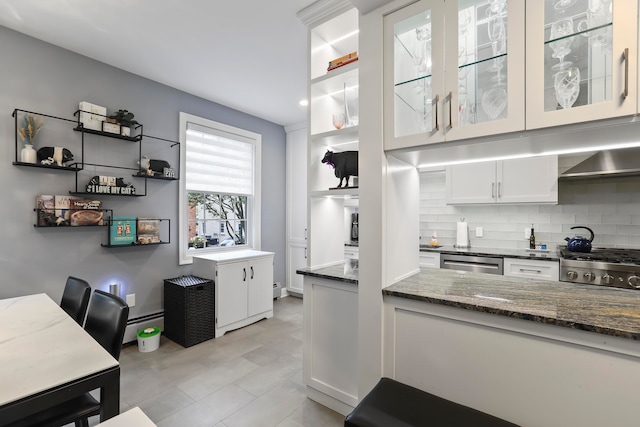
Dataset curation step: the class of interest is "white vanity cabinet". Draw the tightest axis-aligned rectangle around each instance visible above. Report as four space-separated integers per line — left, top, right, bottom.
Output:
446 155 558 204
503 257 559 281
192 250 274 338
383 0 525 151
525 0 637 129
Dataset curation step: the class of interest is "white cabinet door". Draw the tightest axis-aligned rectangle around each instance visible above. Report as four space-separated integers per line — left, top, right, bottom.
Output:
504 258 559 281
248 257 273 317
419 251 440 269
446 161 497 204
498 156 558 204
384 0 525 151
525 0 637 129
447 156 558 205
216 261 248 328
288 243 306 294
286 125 307 294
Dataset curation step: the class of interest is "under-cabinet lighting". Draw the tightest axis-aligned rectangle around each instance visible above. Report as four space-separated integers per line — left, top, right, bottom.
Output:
416 140 640 170
312 30 359 54
299 99 309 106
328 139 359 149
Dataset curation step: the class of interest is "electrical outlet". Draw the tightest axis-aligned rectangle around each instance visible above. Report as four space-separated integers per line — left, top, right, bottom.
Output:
524 228 531 239
126 294 135 307
475 226 483 237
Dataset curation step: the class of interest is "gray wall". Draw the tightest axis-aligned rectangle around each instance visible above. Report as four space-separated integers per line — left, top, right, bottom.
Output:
0 26 286 318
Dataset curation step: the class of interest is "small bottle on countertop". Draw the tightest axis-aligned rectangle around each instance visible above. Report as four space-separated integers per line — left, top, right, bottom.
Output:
529 224 536 249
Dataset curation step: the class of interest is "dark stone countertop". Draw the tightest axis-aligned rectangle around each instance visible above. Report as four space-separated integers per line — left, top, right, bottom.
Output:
296 260 359 284
384 268 640 340
420 245 560 261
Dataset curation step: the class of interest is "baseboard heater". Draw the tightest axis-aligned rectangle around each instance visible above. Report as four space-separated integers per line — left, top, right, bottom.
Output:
123 311 164 344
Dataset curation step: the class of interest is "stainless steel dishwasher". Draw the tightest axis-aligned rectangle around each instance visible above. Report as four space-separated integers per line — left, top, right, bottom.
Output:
440 253 504 275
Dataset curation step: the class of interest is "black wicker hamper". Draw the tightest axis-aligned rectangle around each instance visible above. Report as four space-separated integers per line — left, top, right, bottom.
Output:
163 275 214 347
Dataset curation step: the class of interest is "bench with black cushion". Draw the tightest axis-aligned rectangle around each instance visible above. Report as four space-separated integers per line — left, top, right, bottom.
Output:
344 377 519 427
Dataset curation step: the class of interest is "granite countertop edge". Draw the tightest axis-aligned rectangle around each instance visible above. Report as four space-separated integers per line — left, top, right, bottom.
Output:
384 269 640 341
296 266 358 284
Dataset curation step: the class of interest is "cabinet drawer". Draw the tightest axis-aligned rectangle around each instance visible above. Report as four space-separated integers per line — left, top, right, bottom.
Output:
345 246 359 260
419 252 440 269
503 258 559 281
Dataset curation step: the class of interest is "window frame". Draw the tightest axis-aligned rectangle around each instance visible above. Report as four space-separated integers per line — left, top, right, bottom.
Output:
178 112 261 265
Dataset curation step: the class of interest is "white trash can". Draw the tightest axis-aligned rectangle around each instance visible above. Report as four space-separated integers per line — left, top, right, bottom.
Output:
137 327 161 353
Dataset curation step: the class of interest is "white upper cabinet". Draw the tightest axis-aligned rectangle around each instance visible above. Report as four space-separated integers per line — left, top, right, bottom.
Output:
446 155 558 204
525 0 637 129
384 0 525 151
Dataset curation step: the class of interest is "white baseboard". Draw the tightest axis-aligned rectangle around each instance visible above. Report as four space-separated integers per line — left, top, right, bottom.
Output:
123 313 164 344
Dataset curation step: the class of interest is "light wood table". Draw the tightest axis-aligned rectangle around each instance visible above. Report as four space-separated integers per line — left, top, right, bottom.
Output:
96 407 156 426
0 293 120 426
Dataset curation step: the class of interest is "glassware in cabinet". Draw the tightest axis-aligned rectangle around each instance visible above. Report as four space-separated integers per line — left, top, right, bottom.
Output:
526 0 636 129
384 0 524 151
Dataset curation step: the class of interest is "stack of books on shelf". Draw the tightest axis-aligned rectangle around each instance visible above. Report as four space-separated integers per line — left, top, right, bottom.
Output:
327 51 358 72
35 195 103 227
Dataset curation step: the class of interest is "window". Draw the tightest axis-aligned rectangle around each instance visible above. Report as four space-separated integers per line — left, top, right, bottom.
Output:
179 113 261 264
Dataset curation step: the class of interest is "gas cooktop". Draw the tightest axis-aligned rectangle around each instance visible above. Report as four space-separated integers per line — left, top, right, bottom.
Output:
560 248 640 264
560 247 640 289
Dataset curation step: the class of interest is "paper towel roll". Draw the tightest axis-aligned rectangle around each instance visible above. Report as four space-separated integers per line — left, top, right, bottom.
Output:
456 221 469 248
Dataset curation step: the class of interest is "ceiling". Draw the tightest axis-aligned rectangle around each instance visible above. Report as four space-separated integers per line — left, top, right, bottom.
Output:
0 0 396 128
0 0 316 127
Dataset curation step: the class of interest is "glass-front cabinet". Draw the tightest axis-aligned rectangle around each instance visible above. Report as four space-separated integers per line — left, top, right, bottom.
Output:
526 0 637 129
384 0 525 151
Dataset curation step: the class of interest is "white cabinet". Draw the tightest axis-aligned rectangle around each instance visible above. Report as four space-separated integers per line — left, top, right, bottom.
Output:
525 0 637 129
303 275 358 415
286 125 307 295
503 257 559 281
344 245 359 260
446 155 558 204
419 251 440 269
383 0 525 151
303 5 360 269
192 250 274 338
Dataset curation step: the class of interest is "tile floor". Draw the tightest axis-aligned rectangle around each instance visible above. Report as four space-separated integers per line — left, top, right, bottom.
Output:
100 296 344 427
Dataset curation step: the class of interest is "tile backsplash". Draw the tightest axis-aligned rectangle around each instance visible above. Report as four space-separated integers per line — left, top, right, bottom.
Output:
420 169 640 250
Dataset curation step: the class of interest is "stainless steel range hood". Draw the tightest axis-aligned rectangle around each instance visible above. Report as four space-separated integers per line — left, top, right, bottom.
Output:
560 147 640 179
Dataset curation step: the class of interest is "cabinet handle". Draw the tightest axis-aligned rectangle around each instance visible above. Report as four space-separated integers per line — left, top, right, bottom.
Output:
305 247 307 259
304 228 307 240
491 182 495 198
243 268 246 281
623 48 629 99
520 268 542 274
498 182 502 198
251 266 254 279
448 91 453 129
434 95 440 131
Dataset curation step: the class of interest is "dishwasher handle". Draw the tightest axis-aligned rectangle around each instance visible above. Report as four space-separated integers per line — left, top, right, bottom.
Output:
440 254 504 275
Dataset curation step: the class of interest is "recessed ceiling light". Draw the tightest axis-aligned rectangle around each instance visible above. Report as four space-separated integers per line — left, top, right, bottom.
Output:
299 99 308 107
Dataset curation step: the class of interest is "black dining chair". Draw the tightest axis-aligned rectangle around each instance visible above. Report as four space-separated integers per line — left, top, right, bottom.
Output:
59 276 91 325
8 290 129 427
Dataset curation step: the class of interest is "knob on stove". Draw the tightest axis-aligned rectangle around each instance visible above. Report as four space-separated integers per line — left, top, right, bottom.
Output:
602 274 615 285
584 272 596 282
567 271 578 280
628 275 640 288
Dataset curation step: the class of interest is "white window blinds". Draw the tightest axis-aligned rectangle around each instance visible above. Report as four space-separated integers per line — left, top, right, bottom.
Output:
185 122 254 195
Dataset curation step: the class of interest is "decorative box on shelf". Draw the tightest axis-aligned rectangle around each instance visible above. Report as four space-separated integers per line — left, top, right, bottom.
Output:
85 175 136 195
109 216 137 245
78 101 106 131
102 119 131 137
